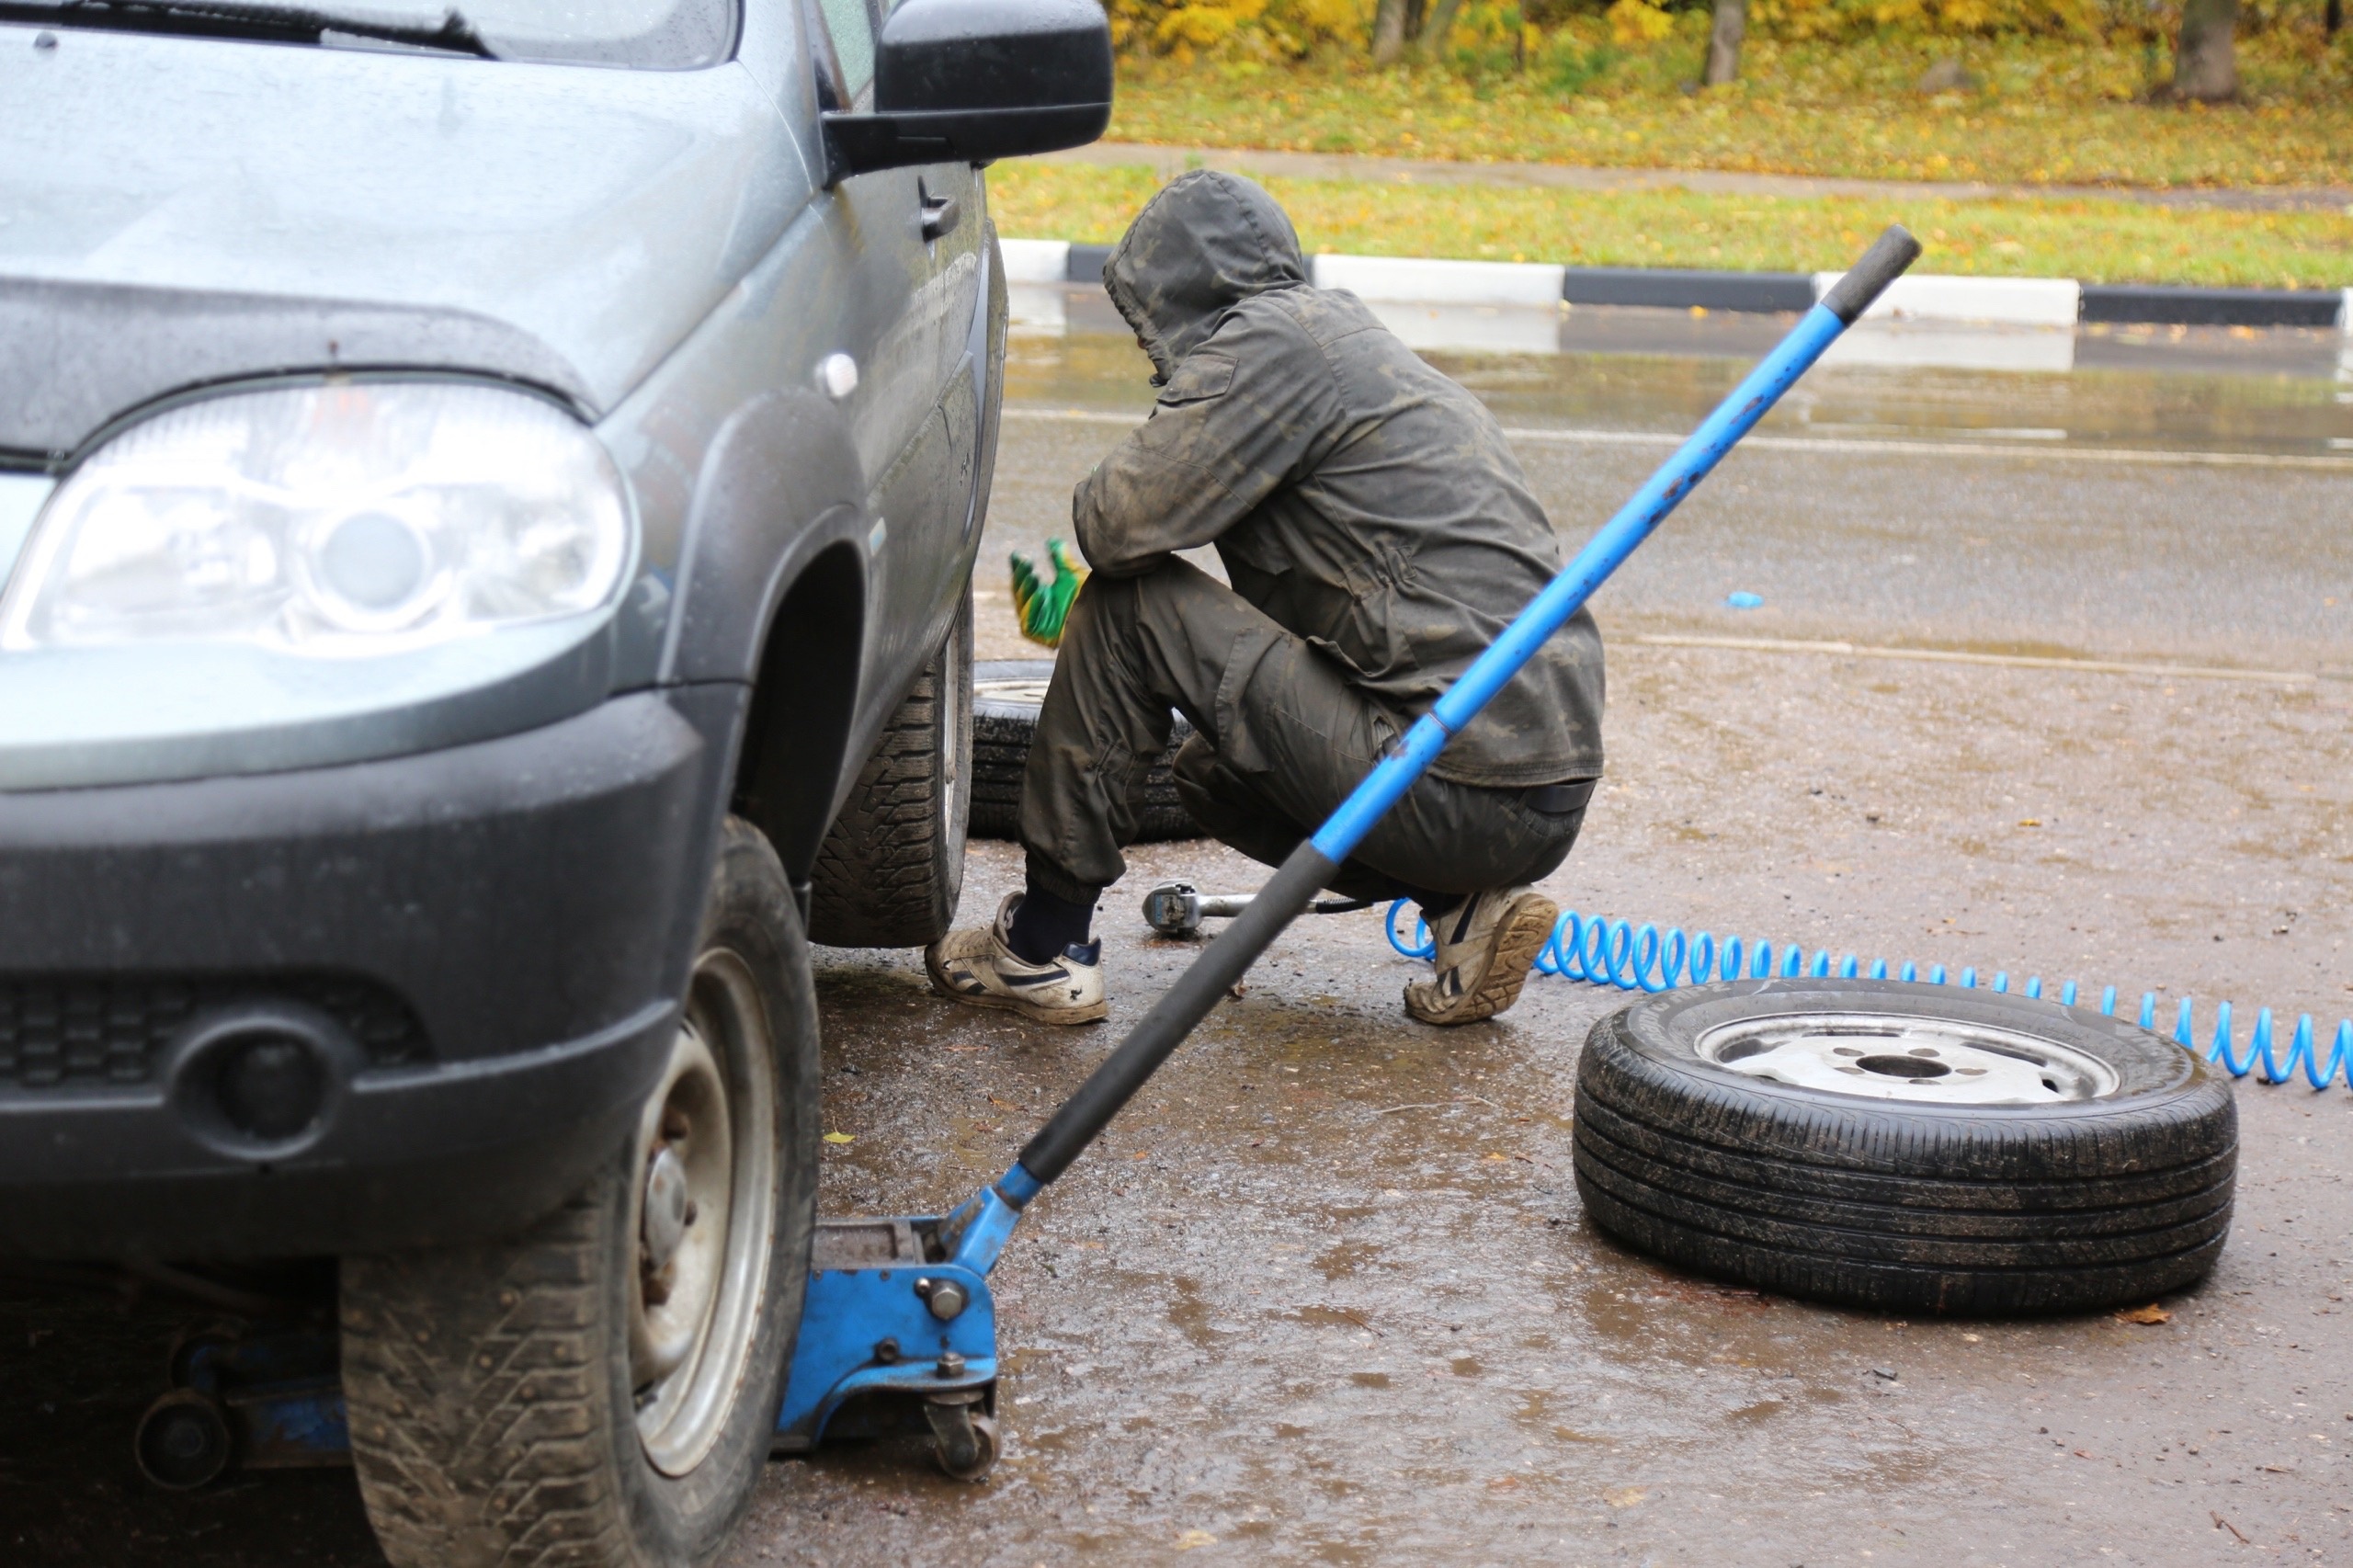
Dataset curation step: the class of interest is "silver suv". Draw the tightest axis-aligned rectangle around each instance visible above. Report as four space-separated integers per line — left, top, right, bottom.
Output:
0 0 1107 1558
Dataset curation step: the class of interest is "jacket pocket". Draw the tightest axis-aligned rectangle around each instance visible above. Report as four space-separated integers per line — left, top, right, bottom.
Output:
1157 352 1238 408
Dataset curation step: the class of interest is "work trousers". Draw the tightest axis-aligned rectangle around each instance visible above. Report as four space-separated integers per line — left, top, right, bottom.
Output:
1017 559 1591 908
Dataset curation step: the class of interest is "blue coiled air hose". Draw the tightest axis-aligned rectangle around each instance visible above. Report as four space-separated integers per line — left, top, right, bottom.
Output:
1384 901 2353 1094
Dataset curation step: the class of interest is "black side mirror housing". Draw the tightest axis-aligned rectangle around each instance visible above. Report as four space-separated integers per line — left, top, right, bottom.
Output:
822 0 1113 185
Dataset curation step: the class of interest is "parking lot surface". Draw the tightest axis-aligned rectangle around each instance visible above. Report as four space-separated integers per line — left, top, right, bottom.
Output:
6 308 2349 1567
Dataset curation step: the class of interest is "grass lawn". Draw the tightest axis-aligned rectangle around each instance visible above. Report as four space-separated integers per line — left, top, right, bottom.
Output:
991 161 2353 290
1104 32 2353 192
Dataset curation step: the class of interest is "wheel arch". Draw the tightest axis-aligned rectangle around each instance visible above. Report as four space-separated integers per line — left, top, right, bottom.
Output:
733 540 868 891
661 384 876 891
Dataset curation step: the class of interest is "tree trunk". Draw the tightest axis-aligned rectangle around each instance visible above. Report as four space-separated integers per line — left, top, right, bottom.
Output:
2326 0 2341 40
1704 0 1745 86
1371 0 1408 64
2171 0 2239 101
1415 0 1466 55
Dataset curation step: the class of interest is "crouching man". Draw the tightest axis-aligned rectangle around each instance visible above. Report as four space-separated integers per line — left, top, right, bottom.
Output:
927 172 1604 1028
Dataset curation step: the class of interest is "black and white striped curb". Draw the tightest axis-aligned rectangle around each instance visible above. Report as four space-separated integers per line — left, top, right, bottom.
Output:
1004 239 2349 332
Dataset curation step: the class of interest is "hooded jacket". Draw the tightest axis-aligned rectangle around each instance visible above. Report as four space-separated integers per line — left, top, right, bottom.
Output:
1073 170 1605 789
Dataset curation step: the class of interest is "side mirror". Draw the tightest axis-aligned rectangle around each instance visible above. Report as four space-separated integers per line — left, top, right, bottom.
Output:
822 0 1113 185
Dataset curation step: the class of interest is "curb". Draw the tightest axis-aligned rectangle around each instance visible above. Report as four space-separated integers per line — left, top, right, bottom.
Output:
999 239 2351 332
2080 284 2348 329
1560 267 1815 313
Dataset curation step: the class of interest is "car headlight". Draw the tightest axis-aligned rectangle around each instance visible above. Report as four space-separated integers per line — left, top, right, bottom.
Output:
0 381 631 655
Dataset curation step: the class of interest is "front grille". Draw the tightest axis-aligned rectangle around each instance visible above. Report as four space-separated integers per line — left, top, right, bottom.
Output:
0 975 428 1088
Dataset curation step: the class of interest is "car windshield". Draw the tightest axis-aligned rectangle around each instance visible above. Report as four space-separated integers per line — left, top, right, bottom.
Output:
7 0 738 67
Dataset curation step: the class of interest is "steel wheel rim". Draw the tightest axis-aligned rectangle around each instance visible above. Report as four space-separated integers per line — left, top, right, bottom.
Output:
630 949 779 1476
1696 1011 2120 1105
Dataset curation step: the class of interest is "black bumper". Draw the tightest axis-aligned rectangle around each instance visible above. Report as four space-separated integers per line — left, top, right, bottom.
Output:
0 688 743 1259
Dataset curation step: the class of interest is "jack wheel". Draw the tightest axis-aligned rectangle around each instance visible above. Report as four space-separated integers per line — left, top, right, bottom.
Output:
135 1389 234 1491
923 1399 998 1483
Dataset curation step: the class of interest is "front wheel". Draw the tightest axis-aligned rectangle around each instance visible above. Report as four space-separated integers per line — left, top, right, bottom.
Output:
343 818 820 1568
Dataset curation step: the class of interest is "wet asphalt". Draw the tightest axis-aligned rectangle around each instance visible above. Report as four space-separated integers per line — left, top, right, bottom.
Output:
5 308 2350 1566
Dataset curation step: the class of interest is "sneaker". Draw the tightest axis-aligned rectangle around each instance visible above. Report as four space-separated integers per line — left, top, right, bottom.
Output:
1403 885 1559 1027
925 893 1108 1026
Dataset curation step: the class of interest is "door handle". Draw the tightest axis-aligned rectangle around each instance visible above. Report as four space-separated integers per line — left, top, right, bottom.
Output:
920 190 961 243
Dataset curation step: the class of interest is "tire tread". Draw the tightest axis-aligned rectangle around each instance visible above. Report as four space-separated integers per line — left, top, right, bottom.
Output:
809 605 972 948
344 1183 625 1568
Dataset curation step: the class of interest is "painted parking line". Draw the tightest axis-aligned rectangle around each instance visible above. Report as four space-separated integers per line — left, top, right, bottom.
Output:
1628 633 2325 687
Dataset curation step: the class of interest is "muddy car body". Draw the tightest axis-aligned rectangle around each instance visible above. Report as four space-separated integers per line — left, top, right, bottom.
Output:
0 0 1108 1553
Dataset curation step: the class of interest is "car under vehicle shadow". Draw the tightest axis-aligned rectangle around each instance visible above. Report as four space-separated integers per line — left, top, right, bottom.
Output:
0 1274 387 1567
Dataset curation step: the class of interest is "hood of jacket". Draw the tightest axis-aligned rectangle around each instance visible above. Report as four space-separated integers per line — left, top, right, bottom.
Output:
1102 171 1308 382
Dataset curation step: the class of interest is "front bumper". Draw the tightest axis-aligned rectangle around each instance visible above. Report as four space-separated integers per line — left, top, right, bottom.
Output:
0 687 741 1258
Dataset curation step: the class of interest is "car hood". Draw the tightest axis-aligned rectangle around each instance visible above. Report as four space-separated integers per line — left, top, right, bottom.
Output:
0 26 805 457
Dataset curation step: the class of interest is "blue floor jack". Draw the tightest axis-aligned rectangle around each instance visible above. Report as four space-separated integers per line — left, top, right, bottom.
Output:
765 229 1924 1481
130 231 1920 1493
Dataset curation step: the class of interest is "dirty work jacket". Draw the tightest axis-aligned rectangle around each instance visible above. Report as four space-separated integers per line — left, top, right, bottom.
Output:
1073 170 1606 790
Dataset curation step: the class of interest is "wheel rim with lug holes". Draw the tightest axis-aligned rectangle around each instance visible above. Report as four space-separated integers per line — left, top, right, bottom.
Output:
1695 1012 2121 1106
630 948 778 1477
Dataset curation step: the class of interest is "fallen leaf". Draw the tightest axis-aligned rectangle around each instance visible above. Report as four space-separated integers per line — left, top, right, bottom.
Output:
1483 1153 1510 1163
2018 818 2042 827
2115 1303 2171 1325
822 1132 855 1144
2074 1449 2092 1459
1604 1486 1647 1508
1175 1529 1216 1550
1486 1474 1521 1491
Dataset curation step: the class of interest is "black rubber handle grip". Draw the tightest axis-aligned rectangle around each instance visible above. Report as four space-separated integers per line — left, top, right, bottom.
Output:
1017 842 1338 1185
1818 225 1925 324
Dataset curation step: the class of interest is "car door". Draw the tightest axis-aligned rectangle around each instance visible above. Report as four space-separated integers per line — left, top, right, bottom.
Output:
910 135 986 599
804 0 949 688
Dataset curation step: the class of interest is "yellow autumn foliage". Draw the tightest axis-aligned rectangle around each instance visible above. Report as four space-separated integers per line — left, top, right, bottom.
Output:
1604 0 1675 44
1746 0 2112 40
1108 0 1368 60
1106 0 2313 61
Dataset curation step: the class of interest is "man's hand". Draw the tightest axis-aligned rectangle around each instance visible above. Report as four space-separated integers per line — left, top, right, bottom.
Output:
1010 540 1089 649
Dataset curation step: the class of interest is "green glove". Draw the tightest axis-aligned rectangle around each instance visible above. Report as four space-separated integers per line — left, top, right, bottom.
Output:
1009 539 1089 649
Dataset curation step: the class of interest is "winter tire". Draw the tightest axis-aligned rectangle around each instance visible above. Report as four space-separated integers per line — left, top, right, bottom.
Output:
969 658 1201 844
342 817 821 1568
808 593 974 948
1573 980 2236 1316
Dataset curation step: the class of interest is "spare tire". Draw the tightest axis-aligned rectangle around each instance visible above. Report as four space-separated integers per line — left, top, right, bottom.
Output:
970 659 1202 844
1573 980 2236 1316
